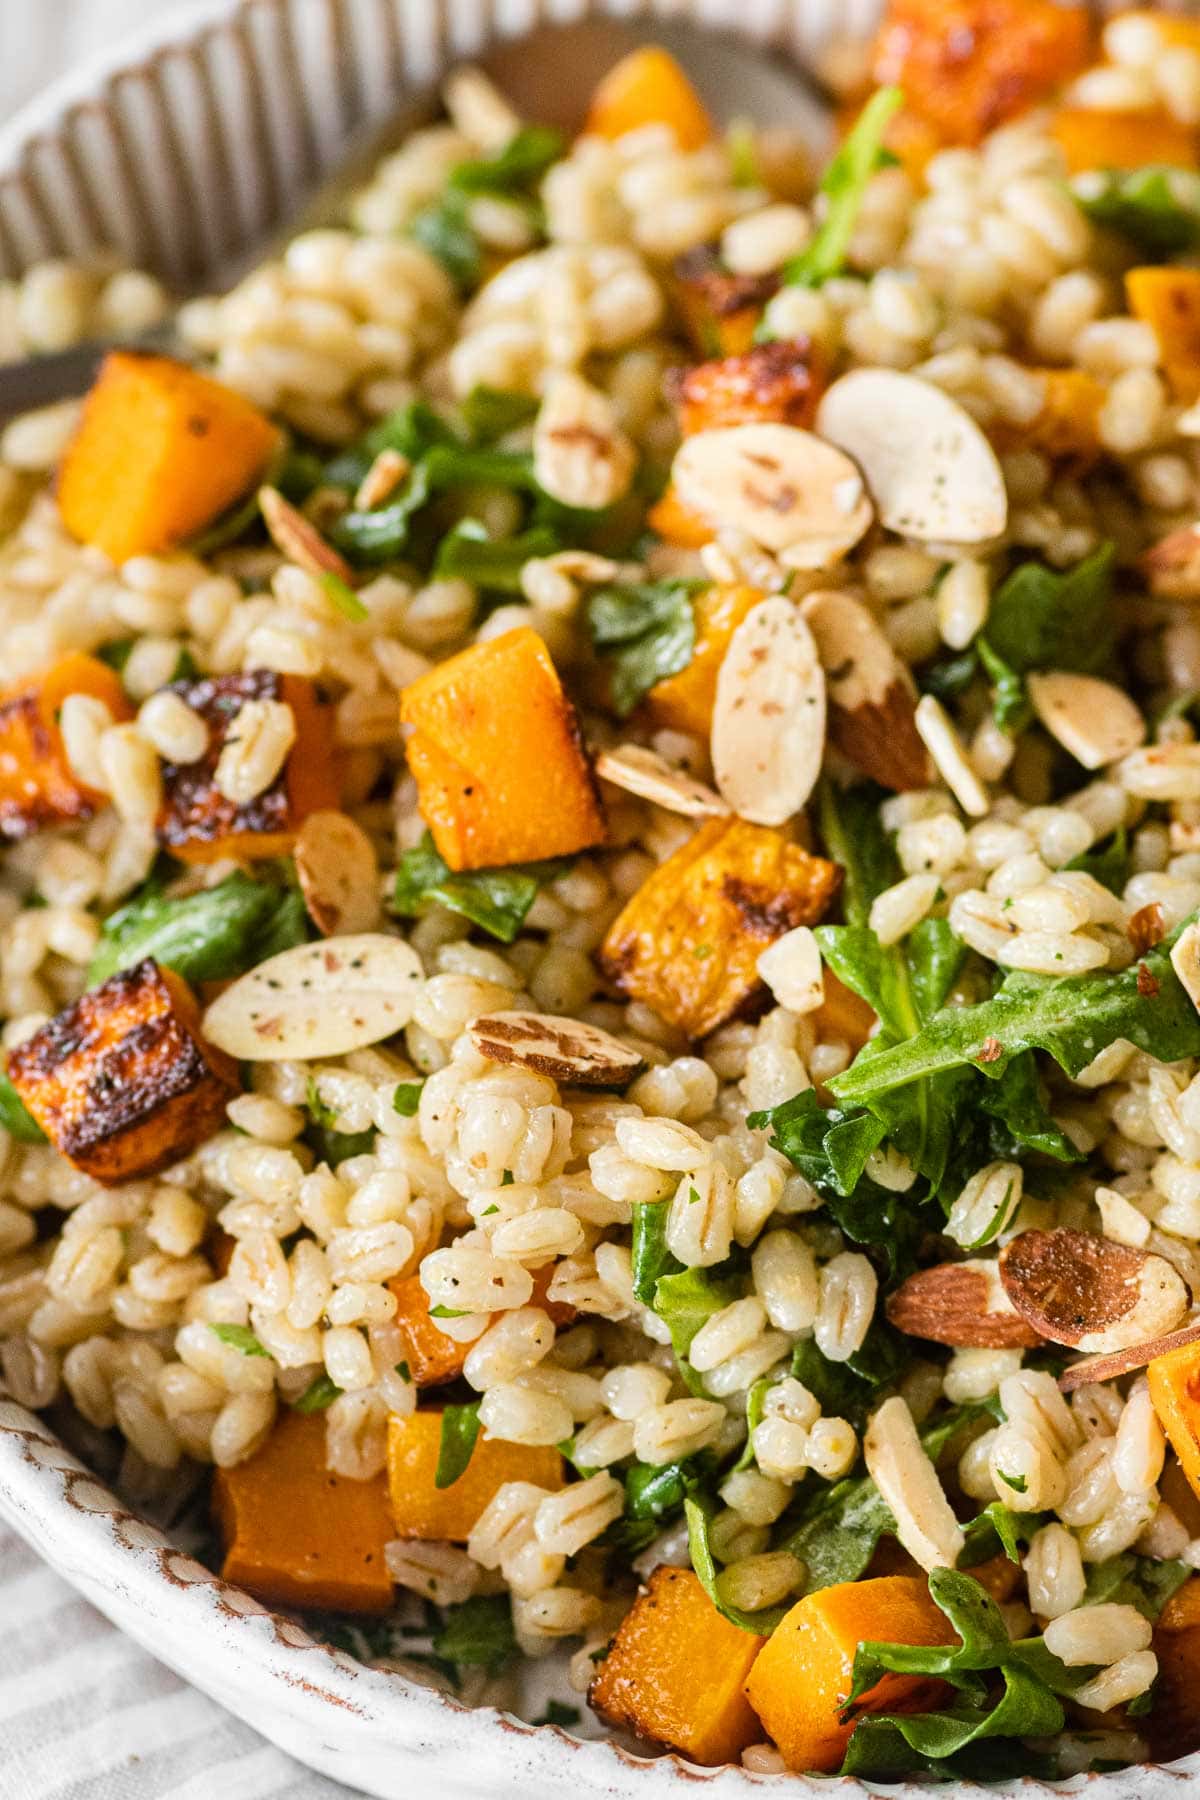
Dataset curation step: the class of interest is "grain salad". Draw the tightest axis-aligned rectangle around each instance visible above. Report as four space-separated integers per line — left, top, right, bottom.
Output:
12 2 1200 1777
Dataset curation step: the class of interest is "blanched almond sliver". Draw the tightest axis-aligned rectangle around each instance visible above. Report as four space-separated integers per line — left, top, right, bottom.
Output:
294 810 382 937
711 597 825 827
354 448 410 511
468 1011 644 1086
1058 1319 1200 1391
999 1227 1190 1354
671 423 873 563
203 934 423 1061
1026 672 1146 771
594 745 728 818
259 485 356 586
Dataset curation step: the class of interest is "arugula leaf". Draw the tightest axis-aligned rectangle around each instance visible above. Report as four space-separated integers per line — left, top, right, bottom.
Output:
974 1050 1082 1168
790 1336 888 1431
781 87 903 290
332 438 540 565
977 636 1032 734
652 1264 743 1396
1075 165 1200 257
293 1372 343 1414
435 1400 482 1489
817 778 897 931
960 1501 1035 1567
431 1593 516 1672
1066 826 1129 897
829 911 1200 1105
985 543 1116 679
460 387 539 444
684 1497 792 1634
532 1700 580 1727
625 1453 714 1522
433 518 560 591
408 194 482 289
0 1073 46 1143
210 1323 270 1358
324 401 458 494
392 1081 425 1117
320 570 368 622
87 868 308 987
630 1201 680 1306
1083 1552 1192 1621
585 580 700 717
448 126 565 194
392 831 571 943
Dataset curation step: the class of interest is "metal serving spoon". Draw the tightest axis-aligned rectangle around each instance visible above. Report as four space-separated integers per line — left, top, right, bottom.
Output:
0 16 831 425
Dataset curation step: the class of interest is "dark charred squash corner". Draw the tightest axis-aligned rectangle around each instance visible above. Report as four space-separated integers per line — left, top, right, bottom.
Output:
8 958 238 1183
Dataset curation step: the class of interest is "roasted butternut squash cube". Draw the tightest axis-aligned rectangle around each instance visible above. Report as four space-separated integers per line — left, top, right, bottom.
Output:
745 1576 956 1773
387 1411 564 1540
389 1274 472 1388
600 816 840 1039
589 1566 765 1765
672 339 825 438
813 968 877 1057
1052 106 1197 175
156 669 338 864
644 583 761 736
584 47 713 151
399 627 605 871
1151 1574 1200 1760
990 368 1106 466
8 958 237 1184
1127 267 1200 403
671 246 778 358
213 1409 395 1614
646 483 715 550
58 351 279 565
872 0 1092 146
0 652 132 840
1148 1341 1200 1503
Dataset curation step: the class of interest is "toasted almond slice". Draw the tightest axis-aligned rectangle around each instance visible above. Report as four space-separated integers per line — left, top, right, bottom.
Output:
671 423 873 562
1128 901 1166 957
799 589 932 791
594 745 729 818
1142 520 1200 601
816 369 1008 546
354 447 410 512
1058 1319 1200 1391
1171 919 1200 1012
886 1260 1045 1348
999 1227 1190 1353
203 934 423 1061
294 810 382 937
468 1011 644 1086
711 597 825 826
1026 671 1146 771
259 485 356 586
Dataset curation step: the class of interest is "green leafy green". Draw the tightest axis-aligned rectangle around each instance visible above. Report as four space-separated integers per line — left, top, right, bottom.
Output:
319 570 368 623
986 543 1117 680
630 1201 679 1305
435 1400 483 1489
433 518 559 590
0 1073 46 1143
829 910 1200 1108
460 386 539 443
87 868 309 987
780 87 903 290
652 1264 743 1396
392 831 571 944
977 636 1032 734
532 1700 581 1728
324 400 457 493
210 1323 270 1358
331 429 539 564
1082 1551 1192 1621
1075 165 1200 257
408 194 482 289
960 1502 1034 1567
293 1372 343 1414
392 1081 425 1117
684 1497 792 1634
448 126 565 195
790 1335 894 1431
1066 827 1129 897
585 579 701 717
817 779 897 932
431 1593 516 1672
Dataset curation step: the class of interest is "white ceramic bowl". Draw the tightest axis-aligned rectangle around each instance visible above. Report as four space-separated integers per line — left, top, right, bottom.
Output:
0 2 1195 1794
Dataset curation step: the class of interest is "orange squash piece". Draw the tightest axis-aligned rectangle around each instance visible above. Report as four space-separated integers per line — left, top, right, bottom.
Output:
872 0 1092 146
8 959 238 1185
599 816 841 1040
1052 105 1198 175
58 351 279 565
673 339 826 437
584 47 712 151
646 483 715 550
1148 1340 1200 1502
390 1266 576 1391
589 1566 765 1765
0 652 132 840
1127 267 1200 402
812 969 877 1057
400 627 605 871
213 1410 395 1614
671 247 778 358
387 1411 564 1541
745 1576 956 1773
990 368 1106 466
644 583 761 736
1151 1573 1200 1760
1151 13 1200 55
157 669 338 864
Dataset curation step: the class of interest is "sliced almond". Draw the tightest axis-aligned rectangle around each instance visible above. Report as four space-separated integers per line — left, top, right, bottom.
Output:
468 1011 644 1086
202 933 423 1061
886 1260 1045 1348
594 745 729 818
294 810 382 937
1142 520 1200 601
799 589 932 791
671 423 873 563
259 485 356 586
1127 901 1165 957
1058 1318 1200 1392
711 597 825 826
1026 671 1146 771
1171 919 1200 1013
999 1227 1190 1353
816 369 1008 546
354 447 410 512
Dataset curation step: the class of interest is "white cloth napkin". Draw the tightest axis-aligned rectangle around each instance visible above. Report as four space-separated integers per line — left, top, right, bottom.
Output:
0 1523 352 1799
